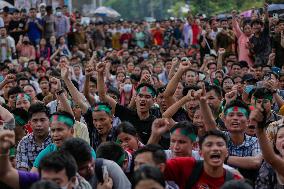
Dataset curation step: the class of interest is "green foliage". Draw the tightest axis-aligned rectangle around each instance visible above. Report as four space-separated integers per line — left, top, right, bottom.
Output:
103 0 280 20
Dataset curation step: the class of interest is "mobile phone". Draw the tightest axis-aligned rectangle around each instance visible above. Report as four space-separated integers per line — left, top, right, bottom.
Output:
256 81 264 88
102 165 108 181
244 85 254 94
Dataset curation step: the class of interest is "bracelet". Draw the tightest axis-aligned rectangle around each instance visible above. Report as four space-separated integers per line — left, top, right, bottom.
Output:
56 89 64 96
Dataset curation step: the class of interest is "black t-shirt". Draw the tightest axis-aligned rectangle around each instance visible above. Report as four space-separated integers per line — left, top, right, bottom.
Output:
272 34 284 68
115 103 155 145
8 19 26 43
36 93 45 101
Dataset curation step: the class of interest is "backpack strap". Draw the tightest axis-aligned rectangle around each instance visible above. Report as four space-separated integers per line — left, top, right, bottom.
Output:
224 169 234 181
95 158 104 183
185 160 204 189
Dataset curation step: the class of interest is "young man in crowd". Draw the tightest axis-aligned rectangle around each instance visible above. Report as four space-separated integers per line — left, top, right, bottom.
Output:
16 102 52 171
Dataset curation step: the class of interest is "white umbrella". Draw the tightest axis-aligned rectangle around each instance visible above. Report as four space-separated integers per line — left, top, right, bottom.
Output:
0 1 14 9
93 6 121 18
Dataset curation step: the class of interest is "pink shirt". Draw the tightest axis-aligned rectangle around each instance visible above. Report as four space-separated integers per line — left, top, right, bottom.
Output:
232 19 253 66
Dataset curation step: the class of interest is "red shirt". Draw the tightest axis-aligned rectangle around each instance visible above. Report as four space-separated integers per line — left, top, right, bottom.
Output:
164 157 241 189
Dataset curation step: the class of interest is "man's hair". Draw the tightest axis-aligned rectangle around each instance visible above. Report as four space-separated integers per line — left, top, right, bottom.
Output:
206 85 223 98
239 61 249 68
199 130 228 149
29 8 36 11
30 180 61 189
252 63 263 69
253 88 273 100
231 62 241 68
133 165 165 188
221 180 253 189
250 18 263 27
117 121 137 136
8 86 23 98
16 76 29 85
96 141 125 166
224 100 250 117
38 151 77 180
90 77 97 85
107 86 120 99
60 138 92 166
38 76 49 84
133 144 166 164
28 102 50 118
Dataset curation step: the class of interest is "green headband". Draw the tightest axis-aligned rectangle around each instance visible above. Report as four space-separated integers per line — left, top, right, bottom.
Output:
15 115 27 126
171 128 197 142
50 115 74 128
16 93 31 102
224 106 249 118
92 105 112 115
137 86 156 97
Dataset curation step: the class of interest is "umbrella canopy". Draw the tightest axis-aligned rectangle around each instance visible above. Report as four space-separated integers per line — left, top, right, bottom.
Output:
0 1 14 9
93 6 121 18
268 4 284 14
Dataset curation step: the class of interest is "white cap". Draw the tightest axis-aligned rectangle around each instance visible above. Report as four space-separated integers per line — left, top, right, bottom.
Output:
39 3 46 7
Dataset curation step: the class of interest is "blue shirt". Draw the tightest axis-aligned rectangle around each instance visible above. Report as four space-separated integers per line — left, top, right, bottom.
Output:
27 18 43 42
33 143 96 168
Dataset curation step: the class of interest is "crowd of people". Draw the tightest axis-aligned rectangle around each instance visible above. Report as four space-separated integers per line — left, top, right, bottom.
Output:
0 1 284 189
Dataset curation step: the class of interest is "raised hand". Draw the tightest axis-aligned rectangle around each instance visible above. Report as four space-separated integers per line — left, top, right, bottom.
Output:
85 64 94 77
178 59 191 72
151 118 170 137
225 90 238 105
60 62 69 80
249 103 266 129
3 74 16 84
0 130 15 154
96 62 106 74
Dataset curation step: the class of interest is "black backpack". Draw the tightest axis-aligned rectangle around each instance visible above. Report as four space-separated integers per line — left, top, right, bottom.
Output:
185 160 234 189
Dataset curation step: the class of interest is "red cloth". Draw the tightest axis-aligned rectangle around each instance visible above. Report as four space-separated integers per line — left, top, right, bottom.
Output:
191 23 200 45
23 122 33 134
151 29 163 46
164 157 241 189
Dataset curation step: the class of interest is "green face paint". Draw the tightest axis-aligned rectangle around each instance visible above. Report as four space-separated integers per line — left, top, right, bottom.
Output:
224 106 249 118
50 115 74 128
171 128 197 142
92 105 112 115
136 86 156 97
